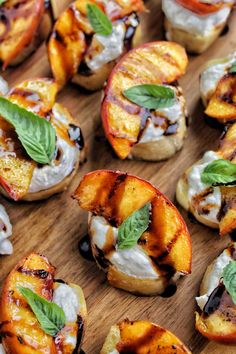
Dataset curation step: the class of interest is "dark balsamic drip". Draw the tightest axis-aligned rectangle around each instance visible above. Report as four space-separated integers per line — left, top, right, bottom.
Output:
73 316 84 354
17 267 49 279
230 230 236 242
203 283 225 317
52 30 63 44
123 13 139 51
78 61 93 77
54 279 66 284
78 235 94 261
68 124 85 151
95 246 110 269
220 24 229 37
80 350 86 354
229 244 236 260
161 283 177 298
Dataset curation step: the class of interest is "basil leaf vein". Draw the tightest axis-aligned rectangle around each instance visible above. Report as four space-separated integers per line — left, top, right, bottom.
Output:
123 84 175 110
0 97 56 164
19 286 66 337
229 61 236 74
87 4 112 36
201 159 236 186
223 261 236 305
118 203 150 250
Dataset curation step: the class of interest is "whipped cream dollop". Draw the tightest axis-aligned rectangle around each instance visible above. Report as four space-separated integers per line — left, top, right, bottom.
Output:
188 151 221 224
162 0 232 36
0 204 13 255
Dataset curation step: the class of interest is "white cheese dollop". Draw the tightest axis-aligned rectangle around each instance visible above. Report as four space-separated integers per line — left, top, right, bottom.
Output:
196 247 233 310
0 204 13 255
53 283 79 323
86 22 125 71
0 344 6 354
0 76 8 96
109 350 119 354
162 0 231 36
188 151 221 224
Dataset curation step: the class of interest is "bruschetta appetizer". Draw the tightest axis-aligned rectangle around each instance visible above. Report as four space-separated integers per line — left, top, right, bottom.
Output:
0 253 87 353
200 52 236 123
0 78 85 201
47 0 145 90
0 203 12 255
176 122 236 235
73 170 192 296
101 319 192 353
162 0 234 54
0 0 54 69
196 243 236 344
101 41 188 161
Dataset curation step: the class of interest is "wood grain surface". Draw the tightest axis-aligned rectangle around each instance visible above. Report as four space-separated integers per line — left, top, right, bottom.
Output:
0 1 236 353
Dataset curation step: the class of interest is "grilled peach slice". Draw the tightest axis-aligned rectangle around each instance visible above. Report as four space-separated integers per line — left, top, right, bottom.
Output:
101 41 188 161
195 243 236 344
101 320 191 353
73 170 191 295
176 122 236 235
47 0 145 89
0 253 87 353
0 78 85 201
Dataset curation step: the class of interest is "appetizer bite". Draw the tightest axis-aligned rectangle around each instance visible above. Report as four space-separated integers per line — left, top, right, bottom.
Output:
0 203 12 255
0 78 85 201
0 0 54 69
200 52 236 123
47 0 145 90
101 41 188 161
101 319 192 353
0 253 87 353
196 243 236 344
73 170 192 296
176 123 236 235
162 0 234 54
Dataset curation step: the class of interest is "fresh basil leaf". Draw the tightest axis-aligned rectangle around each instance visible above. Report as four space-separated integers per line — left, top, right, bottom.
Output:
229 61 236 74
0 0 6 5
223 261 236 305
19 286 66 337
0 97 56 164
118 203 150 250
201 159 236 186
87 4 112 36
123 84 175 110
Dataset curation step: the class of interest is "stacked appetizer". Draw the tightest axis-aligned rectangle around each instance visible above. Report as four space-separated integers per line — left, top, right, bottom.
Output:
0 204 12 255
176 122 236 235
0 0 54 69
162 0 235 54
101 41 188 161
0 253 87 353
200 51 236 123
0 78 85 201
73 170 192 296
47 0 145 90
101 320 191 353
196 243 236 343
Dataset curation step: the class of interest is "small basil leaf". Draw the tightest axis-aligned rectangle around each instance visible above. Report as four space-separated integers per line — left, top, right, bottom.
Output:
201 159 236 186
87 4 112 36
0 0 6 5
19 287 66 337
118 203 150 250
0 97 56 164
229 61 236 74
123 84 175 110
223 261 236 305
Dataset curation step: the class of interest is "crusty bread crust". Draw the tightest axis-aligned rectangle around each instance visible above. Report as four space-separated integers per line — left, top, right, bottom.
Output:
100 325 121 354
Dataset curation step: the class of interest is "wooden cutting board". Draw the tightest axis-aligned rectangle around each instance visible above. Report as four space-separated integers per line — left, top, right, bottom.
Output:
0 1 236 353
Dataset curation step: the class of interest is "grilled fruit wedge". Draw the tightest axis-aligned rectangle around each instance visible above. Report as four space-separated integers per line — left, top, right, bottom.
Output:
163 0 234 54
176 123 236 235
0 253 87 353
0 78 85 201
73 170 192 295
101 320 192 354
47 0 145 90
101 41 188 161
0 0 53 69
195 243 236 344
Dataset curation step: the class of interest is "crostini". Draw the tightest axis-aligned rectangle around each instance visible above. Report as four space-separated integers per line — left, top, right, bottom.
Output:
196 243 236 344
73 170 192 296
47 0 145 90
200 52 236 123
0 78 85 202
0 203 12 255
162 0 234 54
0 0 54 69
0 253 87 353
101 319 192 353
101 41 188 161
176 122 236 236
